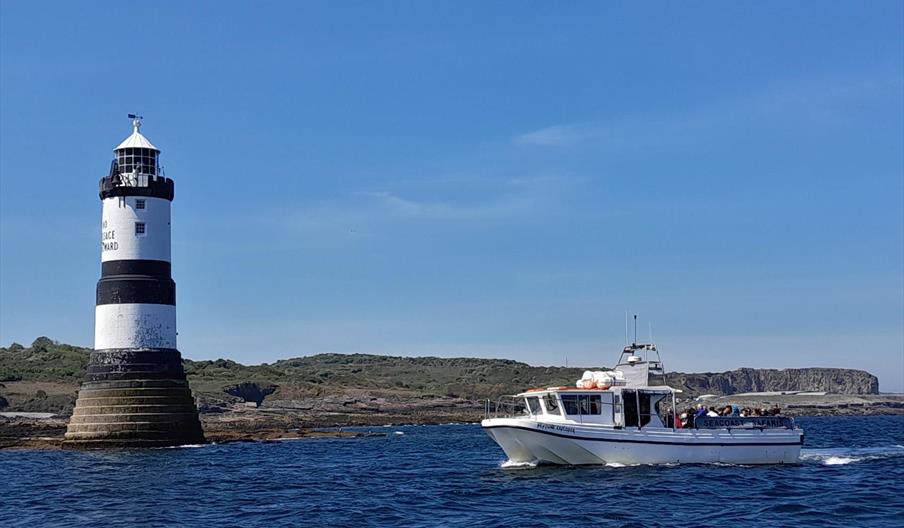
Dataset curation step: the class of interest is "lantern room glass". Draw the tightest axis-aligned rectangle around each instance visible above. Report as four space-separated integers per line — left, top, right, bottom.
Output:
115 147 159 176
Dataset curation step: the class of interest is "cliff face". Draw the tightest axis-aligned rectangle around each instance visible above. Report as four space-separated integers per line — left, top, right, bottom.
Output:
668 367 879 396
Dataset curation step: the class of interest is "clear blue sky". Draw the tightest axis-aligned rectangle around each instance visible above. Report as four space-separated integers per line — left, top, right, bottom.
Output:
1 2 902 391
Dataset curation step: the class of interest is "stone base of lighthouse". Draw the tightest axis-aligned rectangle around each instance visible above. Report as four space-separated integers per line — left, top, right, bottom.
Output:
63 349 205 449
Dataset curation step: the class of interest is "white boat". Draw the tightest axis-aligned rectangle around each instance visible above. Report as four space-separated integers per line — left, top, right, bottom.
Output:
482 341 804 465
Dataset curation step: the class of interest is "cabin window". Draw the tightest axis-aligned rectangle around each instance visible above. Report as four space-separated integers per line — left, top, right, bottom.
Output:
135 199 146 210
581 394 602 415
623 390 638 427
526 396 542 415
622 390 658 428
561 394 602 416
639 393 652 427
544 394 559 415
135 222 146 235
561 395 580 415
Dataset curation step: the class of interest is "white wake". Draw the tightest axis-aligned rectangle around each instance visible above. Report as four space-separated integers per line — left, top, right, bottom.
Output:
800 445 904 466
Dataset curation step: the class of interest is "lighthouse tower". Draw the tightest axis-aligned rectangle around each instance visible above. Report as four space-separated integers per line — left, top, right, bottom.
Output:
63 117 205 448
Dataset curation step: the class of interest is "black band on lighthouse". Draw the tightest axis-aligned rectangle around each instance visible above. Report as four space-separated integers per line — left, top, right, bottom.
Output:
85 348 187 382
102 260 172 279
96 277 176 305
98 176 175 201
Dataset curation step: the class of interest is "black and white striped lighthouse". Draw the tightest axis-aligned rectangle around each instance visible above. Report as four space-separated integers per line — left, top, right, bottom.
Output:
63 116 205 448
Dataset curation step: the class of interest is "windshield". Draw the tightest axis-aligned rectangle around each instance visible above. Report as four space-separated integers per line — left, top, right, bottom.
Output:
544 394 560 415
526 396 542 415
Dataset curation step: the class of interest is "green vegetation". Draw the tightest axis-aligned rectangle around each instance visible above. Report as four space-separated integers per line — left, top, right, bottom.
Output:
0 338 595 400
183 353 593 400
1 338 879 404
0 337 89 383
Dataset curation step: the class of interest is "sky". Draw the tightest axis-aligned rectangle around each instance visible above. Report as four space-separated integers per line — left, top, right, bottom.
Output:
1 2 902 391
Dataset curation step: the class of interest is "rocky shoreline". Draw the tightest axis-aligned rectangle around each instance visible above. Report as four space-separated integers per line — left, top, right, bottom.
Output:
2 392 902 450
0 412 396 450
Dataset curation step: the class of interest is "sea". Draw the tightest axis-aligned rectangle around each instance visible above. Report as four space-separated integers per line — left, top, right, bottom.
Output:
2 416 902 527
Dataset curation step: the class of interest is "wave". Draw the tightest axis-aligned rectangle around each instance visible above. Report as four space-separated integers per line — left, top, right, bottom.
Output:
500 459 538 469
800 445 904 466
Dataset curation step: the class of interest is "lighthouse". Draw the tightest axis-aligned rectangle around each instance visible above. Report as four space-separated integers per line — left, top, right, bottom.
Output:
63 117 205 448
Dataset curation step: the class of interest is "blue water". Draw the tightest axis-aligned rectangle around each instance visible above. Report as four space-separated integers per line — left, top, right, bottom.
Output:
2 416 902 527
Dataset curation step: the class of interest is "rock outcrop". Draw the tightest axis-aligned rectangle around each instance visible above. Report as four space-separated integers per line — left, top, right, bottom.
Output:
668 367 879 396
224 382 278 405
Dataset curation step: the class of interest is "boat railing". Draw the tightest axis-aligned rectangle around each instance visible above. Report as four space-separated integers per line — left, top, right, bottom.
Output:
485 396 526 419
694 416 795 430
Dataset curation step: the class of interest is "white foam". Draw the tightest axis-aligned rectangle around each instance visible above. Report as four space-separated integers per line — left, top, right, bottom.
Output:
823 456 857 465
393 431 405 435
501 459 538 469
0 412 56 419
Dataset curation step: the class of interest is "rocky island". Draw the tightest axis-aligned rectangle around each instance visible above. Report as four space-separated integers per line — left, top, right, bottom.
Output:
1 337 901 449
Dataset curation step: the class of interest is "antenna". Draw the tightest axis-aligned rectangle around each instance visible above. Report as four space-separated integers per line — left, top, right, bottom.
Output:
633 314 637 345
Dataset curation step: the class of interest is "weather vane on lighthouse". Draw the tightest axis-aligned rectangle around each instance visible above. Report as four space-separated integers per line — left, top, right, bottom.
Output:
127 113 143 132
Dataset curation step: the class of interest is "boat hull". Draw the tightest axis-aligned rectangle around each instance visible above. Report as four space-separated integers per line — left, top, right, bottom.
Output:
482 418 803 465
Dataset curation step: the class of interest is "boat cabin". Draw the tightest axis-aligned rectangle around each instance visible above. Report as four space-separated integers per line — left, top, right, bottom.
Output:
515 386 676 429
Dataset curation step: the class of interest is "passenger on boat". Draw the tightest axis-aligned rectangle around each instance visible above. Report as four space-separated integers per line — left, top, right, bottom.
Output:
706 407 719 417
684 408 697 428
694 405 707 420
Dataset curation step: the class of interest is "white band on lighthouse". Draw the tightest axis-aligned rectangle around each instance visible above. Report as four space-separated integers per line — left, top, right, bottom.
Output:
101 196 171 262
94 303 177 349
